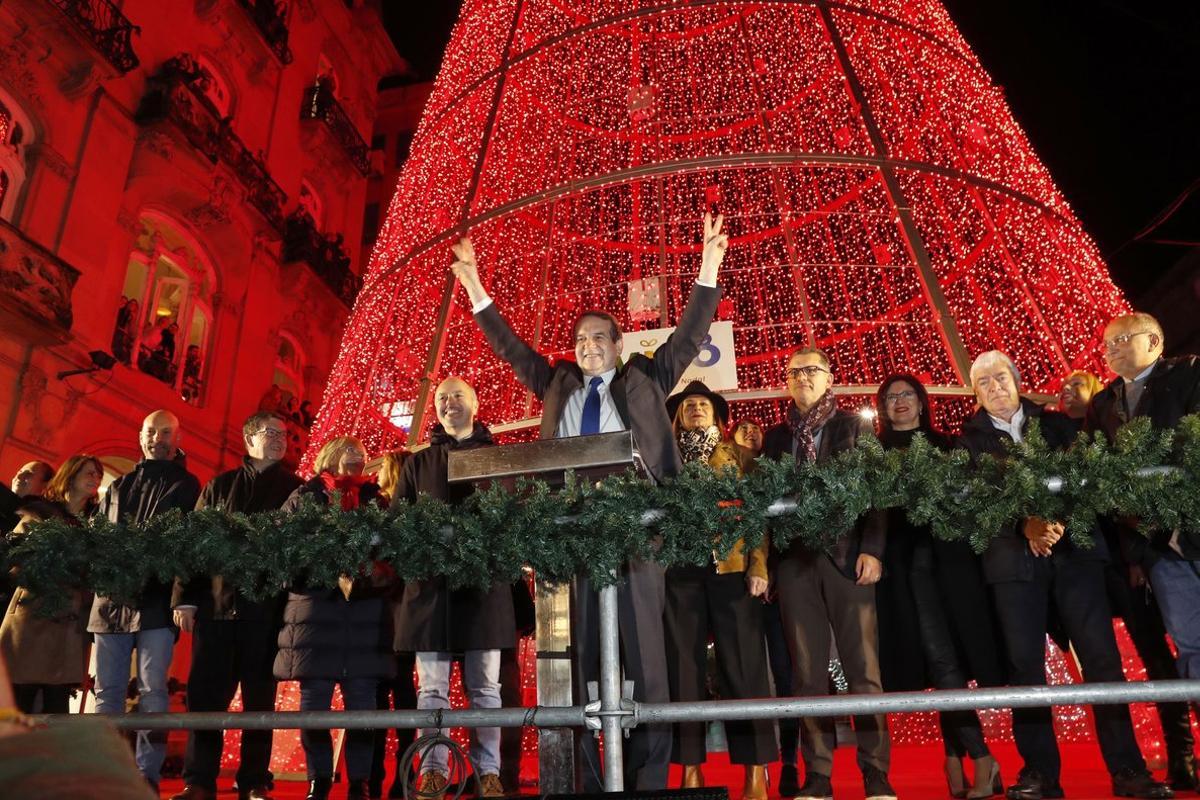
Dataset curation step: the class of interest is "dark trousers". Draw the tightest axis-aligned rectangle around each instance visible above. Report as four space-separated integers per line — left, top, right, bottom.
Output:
370 652 417 788
762 600 800 765
183 618 278 791
13 684 72 714
572 559 671 792
664 567 777 766
910 541 989 760
299 677 378 781
1104 565 1194 764
991 557 1146 782
776 553 889 778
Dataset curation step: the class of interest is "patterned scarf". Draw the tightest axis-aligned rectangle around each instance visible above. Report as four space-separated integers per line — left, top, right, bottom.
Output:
786 388 837 463
677 425 723 464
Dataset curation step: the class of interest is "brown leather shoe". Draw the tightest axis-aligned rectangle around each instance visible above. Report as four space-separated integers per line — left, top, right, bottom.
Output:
478 773 505 797
742 764 768 800
169 787 217 800
239 787 275 800
416 771 448 800
683 765 704 788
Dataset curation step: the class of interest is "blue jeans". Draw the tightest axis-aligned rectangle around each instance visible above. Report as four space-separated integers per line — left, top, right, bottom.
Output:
299 678 379 781
1148 556 1200 679
92 628 176 784
415 650 502 776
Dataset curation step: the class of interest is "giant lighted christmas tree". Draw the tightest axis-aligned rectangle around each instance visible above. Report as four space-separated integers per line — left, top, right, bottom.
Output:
307 0 1128 464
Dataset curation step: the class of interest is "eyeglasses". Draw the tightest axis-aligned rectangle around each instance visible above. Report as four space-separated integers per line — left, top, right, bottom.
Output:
785 366 830 381
1104 331 1152 349
884 390 917 404
254 428 288 440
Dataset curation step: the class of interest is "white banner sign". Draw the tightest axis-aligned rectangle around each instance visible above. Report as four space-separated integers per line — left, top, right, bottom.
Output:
623 320 738 393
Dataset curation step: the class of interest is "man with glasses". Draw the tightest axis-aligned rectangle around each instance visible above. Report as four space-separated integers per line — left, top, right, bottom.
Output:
958 351 1169 800
762 347 896 800
1086 312 1200 788
169 412 302 800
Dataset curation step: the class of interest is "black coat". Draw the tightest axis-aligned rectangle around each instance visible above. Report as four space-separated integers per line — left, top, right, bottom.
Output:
762 408 887 579
957 398 1105 584
88 457 201 633
874 428 1006 691
1085 356 1200 564
171 458 303 621
392 423 516 652
272 476 395 681
475 284 721 484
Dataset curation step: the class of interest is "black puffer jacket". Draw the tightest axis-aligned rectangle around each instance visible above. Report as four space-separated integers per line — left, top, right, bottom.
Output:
392 423 516 652
88 457 201 633
273 476 395 681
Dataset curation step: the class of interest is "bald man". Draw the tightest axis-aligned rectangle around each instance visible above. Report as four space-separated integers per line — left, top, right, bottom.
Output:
89 409 201 793
393 377 515 799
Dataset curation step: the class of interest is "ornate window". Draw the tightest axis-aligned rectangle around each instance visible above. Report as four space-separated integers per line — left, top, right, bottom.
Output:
273 332 307 418
113 213 217 405
193 55 234 118
0 91 33 221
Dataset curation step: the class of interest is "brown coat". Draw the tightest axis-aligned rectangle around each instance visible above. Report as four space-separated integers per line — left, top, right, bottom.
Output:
707 442 769 580
0 586 91 686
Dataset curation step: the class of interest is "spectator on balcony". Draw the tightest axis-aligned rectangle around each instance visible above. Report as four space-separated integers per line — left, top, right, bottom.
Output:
182 345 203 404
140 317 176 382
89 410 201 794
258 384 284 414
168 412 302 800
112 298 139 365
9 461 53 499
283 396 302 426
1053 370 1102 434
300 401 316 428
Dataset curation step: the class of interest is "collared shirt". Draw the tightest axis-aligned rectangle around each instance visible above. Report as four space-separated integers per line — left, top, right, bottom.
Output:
1121 360 1158 417
556 368 623 438
989 403 1026 443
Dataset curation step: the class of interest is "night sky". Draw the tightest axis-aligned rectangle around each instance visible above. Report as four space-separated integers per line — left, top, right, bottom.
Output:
383 2 1199 301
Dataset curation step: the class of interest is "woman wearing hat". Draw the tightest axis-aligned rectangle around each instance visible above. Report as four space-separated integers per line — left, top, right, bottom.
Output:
664 381 775 800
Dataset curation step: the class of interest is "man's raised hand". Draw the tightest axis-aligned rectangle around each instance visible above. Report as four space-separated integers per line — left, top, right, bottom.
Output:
450 237 488 305
699 212 729 284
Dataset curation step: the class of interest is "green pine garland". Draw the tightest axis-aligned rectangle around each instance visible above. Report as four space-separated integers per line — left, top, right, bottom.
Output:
7 414 1200 615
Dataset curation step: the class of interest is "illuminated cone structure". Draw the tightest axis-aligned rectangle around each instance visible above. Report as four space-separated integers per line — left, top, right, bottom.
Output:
308 0 1128 463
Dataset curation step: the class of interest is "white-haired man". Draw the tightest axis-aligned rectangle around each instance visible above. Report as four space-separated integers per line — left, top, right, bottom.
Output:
957 352 1168 800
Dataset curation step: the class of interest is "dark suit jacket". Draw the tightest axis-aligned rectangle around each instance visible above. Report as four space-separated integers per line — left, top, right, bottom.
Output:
763 408 887 578
957 398 1104 584
474 284 722 484
1084 356 1200 564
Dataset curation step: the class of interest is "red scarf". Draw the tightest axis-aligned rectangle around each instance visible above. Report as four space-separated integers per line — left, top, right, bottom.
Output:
320 472 369 511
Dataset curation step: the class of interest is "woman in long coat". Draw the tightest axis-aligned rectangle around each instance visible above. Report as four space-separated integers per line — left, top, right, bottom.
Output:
276 436 394 800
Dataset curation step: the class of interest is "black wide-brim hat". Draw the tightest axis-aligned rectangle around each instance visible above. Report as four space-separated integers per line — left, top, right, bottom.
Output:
665 380 730 426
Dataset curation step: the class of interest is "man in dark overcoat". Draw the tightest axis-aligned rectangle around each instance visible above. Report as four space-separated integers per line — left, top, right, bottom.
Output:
393 377 515 799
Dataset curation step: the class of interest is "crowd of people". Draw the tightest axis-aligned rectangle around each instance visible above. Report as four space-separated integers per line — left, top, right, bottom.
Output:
1 214 1198 800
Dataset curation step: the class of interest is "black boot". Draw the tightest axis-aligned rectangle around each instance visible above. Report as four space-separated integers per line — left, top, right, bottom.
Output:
305 777 333 800
346 780 371 800
1168 753 1198 792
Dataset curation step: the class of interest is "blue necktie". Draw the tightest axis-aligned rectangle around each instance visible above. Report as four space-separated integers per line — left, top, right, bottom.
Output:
580 376 603 435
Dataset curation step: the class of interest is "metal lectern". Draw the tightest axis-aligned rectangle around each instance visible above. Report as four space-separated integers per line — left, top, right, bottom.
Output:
447 431 640 793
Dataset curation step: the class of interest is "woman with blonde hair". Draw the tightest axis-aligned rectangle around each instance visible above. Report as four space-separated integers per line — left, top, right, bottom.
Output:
277 436 393 800
663 382 774 800
1 454 102 713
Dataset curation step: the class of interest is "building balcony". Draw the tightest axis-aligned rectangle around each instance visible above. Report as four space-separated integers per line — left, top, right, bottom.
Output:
136 55 288 232
0 218 81 344
301 81 371 176
282 210 361 308
48 0 140 74
235 0 292 64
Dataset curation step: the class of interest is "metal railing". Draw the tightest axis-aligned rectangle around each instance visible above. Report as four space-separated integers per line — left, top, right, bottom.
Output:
236 0 292 64
301 82 372 176
283 209 362 306
49 0 140 74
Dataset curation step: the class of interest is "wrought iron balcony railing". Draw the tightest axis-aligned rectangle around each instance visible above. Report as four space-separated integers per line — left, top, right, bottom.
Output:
136 55 288 232
301 81 371 176
236 0 292 64
49 0 140 74
282 209 361 307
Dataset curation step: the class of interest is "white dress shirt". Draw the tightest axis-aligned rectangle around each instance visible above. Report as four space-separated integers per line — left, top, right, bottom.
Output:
556 368 623 437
